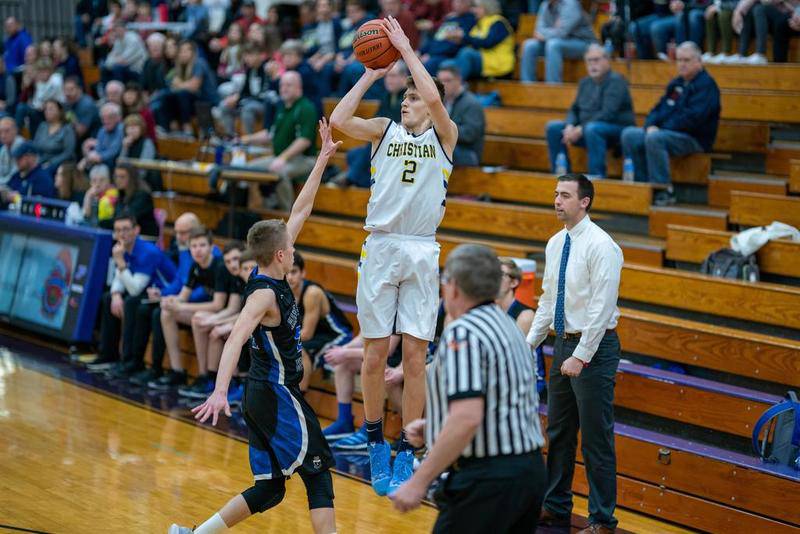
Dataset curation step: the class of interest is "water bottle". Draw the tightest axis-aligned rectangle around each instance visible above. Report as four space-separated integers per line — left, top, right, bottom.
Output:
555 151 568 176
622 157 635 182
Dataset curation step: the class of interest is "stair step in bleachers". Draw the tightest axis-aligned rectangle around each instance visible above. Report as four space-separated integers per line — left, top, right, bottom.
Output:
708 175 788 208
648 205 728 238
666 224 800 279
729 191 800 228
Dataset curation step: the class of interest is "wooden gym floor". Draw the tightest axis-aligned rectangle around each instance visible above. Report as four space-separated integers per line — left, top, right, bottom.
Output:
0 337 691 533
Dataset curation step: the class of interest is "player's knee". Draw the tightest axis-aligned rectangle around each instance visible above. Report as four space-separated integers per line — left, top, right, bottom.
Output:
210 326 224 340
402 352 426 377
301 470 335 510
241 478 286 514
362 351 387 375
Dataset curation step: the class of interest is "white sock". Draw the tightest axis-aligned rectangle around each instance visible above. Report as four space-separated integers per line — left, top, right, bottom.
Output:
193 513 228 534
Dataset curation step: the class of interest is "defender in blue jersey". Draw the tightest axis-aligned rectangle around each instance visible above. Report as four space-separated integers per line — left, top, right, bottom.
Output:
170 119 342 534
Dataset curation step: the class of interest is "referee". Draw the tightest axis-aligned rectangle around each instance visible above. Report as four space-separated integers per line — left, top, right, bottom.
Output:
528 173 623 533
390 244 546 533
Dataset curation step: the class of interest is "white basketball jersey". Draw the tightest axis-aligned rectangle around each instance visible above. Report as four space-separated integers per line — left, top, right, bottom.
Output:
365 121 452 237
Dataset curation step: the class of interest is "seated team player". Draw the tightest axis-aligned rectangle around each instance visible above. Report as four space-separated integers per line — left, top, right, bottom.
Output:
497 258 546 395
179 241 246 399
148 228 231 390
90 213 177 373
127 213 222 387
286 251 354 393
170 118 341 534
202 250 259 406
321 334 403 446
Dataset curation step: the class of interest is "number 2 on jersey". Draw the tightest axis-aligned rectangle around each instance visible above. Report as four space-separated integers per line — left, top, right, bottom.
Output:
401 160 417 184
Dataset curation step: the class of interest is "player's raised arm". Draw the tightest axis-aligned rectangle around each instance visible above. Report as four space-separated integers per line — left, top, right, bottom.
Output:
329 67 391 142
382 16 458 155
285 118 342 244
192 288 275 425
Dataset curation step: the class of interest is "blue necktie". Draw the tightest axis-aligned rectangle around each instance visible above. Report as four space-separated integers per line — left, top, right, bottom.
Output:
554 234 571 337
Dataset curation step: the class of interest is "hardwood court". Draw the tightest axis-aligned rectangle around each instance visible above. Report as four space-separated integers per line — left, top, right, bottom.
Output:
0 361 436 533
1 346 692 534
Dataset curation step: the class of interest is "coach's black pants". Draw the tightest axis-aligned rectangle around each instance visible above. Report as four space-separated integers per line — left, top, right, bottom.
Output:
432 451 546 534
128 302 166 369
545 331 620 529
99 292 147 362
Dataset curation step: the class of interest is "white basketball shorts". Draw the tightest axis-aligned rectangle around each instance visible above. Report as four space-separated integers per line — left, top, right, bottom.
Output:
356 233 440 342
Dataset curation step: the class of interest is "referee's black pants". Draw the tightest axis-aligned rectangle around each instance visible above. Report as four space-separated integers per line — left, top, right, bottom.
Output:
432 450 546 534
544 331 620 529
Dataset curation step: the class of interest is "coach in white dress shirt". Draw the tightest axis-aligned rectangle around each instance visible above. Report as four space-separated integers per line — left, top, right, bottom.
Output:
527 173 623 534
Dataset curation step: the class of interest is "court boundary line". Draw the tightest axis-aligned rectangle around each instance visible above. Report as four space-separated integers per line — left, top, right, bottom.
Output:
0 523 54 534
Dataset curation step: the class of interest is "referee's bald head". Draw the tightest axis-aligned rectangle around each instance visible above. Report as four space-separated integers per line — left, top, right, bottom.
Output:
444 244 502 302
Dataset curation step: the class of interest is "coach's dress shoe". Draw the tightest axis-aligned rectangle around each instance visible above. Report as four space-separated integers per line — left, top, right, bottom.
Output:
539 508 571 527
577 524 615 534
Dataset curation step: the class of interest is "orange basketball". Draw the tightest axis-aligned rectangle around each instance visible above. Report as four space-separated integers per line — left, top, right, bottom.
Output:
352 20 400 70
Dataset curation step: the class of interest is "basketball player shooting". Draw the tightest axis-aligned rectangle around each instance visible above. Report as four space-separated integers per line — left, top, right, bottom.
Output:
330 16 458 497
168 119 342 534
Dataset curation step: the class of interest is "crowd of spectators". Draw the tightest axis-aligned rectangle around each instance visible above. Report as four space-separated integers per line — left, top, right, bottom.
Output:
0 0 796 217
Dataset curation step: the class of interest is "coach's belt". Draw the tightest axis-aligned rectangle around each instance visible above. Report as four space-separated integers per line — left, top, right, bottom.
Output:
556 329 615 340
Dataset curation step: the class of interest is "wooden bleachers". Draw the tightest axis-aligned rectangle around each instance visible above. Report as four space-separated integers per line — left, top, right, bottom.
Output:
648 205 728 238
620 263 800 329
447 167 654 216
766 142 800 176
479 135 710 182
617 307 800 388
790 159 800 194
473 80 800 124
708 175 787 208
729 191 800 228
665 224 800 279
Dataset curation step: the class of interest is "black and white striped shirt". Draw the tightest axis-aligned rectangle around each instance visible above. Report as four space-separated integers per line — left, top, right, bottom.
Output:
426 303 545 459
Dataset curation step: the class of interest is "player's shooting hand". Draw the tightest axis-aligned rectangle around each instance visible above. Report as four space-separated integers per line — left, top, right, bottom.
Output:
389 476 426 512
192 389 231 426
318 117 343 159
404 418 426 448
382 16 412 53
365 61 397 80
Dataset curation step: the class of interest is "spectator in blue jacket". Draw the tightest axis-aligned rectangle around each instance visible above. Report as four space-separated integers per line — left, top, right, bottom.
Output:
3 17 33 73
128 212 222 386
91 212 178 374
421 0 477 75
621 42 720 206
2 142 56 201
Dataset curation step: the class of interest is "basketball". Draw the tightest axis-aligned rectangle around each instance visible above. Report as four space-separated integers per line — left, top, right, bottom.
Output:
352 20 400 70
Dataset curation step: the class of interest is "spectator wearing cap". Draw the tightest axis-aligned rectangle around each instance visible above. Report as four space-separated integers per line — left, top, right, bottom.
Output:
2 142 56 200
520 0 596 83
3 17 33 73
0 117 24 185
621 42 720 206
546 44 635 179
78 102 124 172
101 21 148 85
438 64 485 166
420 0 477 75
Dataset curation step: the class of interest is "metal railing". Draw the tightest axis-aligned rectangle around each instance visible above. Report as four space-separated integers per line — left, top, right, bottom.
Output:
0 0 74 41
